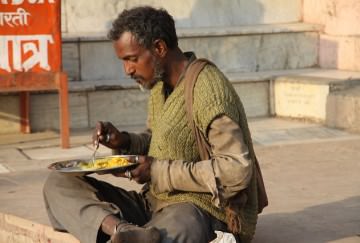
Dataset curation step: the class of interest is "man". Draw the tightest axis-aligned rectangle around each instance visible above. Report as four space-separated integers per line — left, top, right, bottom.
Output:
43 6 267 243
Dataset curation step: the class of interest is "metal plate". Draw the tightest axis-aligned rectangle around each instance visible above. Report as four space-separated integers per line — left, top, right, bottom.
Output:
48 155 139 175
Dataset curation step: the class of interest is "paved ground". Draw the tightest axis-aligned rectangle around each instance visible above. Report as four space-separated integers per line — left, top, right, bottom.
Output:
0 118 359 243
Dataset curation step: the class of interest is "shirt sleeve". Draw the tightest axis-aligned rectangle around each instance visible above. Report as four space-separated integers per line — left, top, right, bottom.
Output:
150 115 253 207
112 129 152 156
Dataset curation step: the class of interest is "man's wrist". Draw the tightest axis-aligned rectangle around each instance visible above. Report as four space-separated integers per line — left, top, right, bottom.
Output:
119 131 131 151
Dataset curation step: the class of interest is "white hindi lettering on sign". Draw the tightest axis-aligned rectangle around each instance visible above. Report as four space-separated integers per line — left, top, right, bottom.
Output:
0 35 54 72
0 0 55 4
0 8 31 27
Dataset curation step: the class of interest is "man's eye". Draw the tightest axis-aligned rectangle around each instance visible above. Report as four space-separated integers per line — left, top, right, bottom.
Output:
129 57 138 62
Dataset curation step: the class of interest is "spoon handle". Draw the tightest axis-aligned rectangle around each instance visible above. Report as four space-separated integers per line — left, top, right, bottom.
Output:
91 136 100 165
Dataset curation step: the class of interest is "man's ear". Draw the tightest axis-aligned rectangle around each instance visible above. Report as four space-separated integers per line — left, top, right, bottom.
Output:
153 39 168 58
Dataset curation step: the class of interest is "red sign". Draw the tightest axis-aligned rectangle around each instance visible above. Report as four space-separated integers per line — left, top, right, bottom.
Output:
0 0 61 74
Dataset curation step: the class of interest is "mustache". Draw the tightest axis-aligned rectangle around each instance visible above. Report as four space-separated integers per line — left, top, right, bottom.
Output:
130 74 144 81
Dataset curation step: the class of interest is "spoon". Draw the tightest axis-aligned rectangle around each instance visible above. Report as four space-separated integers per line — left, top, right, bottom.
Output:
91 136 100 166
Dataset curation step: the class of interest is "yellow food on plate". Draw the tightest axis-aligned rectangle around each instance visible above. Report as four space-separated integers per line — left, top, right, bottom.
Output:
80 157 130 170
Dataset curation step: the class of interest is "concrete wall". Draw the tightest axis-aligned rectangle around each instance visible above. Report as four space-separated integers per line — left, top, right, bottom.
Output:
303 0 360 71
0 95 20 134
61 0 302 33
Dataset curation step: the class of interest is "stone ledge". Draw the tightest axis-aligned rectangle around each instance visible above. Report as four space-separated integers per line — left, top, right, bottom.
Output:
177 23 322 38
3 68 354 95
0 212 79 243
62 23 322 42
275 70 360 92
67 68 360 92
67 68 325 93
68 79 138 92
326 86 360 133
273 69 360 122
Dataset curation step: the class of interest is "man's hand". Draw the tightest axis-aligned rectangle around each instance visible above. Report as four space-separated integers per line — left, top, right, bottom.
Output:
92 121 130 150
113 155 153 184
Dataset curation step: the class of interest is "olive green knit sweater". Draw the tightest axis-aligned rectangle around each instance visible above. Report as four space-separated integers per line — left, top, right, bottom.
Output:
148 64 258 240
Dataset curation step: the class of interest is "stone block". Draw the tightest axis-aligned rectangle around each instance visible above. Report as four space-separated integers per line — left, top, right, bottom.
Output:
80 42 125 81
62 0 301 33
179 32 318 73
77 31 318 81
303 0 360 36
62 42 80 81
0 95 20 134
326 86 360 132
319 35 360 72
88 89 149 128
274 77 330 121
274 72 360 122
30 92 88 132
233 81 269 117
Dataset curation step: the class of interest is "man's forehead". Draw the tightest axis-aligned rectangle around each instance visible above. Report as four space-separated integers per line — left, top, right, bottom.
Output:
118 31 142 48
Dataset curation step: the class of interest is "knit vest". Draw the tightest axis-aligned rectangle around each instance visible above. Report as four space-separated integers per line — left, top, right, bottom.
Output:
148 64 258 240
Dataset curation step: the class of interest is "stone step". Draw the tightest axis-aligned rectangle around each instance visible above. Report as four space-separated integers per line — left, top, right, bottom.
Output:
26 69 321 132
62 23 321 81
61 0 303 33
3 68 359 133
273 70 360 122
1 69 271 133
326 86 360 133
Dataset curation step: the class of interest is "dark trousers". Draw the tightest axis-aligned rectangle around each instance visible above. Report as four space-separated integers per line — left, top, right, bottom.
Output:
43 172 227 243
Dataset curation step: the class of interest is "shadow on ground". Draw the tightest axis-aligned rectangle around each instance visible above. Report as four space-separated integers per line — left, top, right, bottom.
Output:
254 196 360 243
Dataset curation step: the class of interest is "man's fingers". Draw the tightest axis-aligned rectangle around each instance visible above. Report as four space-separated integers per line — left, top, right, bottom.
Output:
98 134 105 143
95 121 114 145
93 121 103 146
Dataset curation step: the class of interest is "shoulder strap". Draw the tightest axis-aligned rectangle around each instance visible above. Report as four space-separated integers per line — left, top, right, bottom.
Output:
183 58 213 160
183 58 268 214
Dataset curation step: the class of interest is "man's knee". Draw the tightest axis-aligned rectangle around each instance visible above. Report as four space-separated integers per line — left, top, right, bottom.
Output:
43 172 88 200
148 203 216 243
43 171 63 198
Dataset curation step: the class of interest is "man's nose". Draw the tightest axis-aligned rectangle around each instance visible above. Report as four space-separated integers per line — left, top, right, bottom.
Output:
123 62 135 76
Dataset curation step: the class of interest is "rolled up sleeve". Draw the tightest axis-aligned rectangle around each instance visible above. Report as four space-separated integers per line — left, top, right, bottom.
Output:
112 130 151 156
150 115 253 206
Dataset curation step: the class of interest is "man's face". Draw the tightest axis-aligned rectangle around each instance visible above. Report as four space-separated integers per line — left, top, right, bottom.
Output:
113 32 164 90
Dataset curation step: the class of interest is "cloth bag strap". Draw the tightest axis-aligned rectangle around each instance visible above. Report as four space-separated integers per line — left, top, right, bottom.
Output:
183 58 268 214
183 58 213 160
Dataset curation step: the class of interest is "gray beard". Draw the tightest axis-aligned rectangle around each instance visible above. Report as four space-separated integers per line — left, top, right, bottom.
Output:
140 60 164 91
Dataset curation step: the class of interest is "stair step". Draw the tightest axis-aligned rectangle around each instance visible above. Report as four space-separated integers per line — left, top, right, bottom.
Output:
62 23 321 41
61 0 303 32
3 68 359 133
62 23 320 81
273 70 360 122
327 86 360 132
